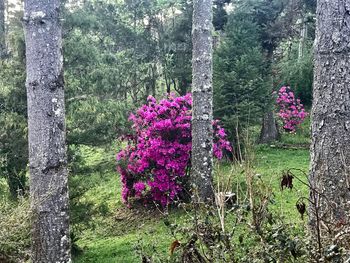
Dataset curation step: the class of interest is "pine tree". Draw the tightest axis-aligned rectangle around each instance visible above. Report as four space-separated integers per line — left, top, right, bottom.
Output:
214 12 268 157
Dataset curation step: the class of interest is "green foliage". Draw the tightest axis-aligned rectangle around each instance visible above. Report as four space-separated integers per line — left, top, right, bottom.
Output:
64 0 158 99
232 0 287 54
0 112 27 198
0 198 30 262
275 41 314 106
158 0 193 95
0 19 27 198
63 0 162 146
214 13 269 144
213 0 230 31
67 97 132 146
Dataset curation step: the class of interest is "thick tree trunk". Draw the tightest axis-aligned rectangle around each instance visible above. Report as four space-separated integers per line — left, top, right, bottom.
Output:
0 0 5 57
258 110 280 144
310 0 350 252
23 0 71 262
191 0 214 202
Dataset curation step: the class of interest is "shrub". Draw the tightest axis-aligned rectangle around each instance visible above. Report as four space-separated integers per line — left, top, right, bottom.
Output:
276 86 308 133
116 93 231 206
0 198 31 262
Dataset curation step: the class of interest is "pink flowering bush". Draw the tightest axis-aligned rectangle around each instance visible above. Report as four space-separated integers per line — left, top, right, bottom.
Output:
276 86 308 132
116 93 231 206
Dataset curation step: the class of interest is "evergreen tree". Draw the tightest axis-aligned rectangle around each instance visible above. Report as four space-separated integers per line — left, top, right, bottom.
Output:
214 13 268 156
0 7 28 199
276 40 314 106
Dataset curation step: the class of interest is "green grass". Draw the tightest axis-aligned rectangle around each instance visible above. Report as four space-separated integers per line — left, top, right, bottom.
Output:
0 115 312 262
73 128 311 262
255 145 309 220
71 146 176 262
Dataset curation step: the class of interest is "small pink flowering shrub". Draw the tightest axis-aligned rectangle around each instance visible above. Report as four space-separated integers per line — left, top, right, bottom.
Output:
276 86 308 132
116 93 231 206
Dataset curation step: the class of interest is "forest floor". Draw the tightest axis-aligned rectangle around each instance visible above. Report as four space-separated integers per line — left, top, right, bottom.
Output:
73 123 311 262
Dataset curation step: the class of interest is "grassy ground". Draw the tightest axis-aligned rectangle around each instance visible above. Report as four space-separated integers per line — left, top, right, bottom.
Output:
71 145 178 262
73 124 311 262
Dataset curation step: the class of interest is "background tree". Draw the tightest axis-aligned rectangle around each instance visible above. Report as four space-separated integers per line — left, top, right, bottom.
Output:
0 4 27 199
191 0 214 201
276 40 314 107
275 0 316 107
159 0 193 95
214 11 269 159
309 0 350 251
23 0 71 261
213 0 230 31
225 0 311 144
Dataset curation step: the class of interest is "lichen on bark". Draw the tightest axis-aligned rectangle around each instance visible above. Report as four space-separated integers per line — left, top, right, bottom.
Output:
23 0 71 261
191 0 214 202
310 0 350 252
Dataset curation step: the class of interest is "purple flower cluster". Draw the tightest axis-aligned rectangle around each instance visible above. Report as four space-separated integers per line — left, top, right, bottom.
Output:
116 93 232 206
276 86 308 132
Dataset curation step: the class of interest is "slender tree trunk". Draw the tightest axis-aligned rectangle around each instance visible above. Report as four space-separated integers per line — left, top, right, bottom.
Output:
191 0 214 202
178 77 188 96
151 64 156 96
310 0 350 251
23 0 71 261
0 0 5 57
172 78 176 93
165 76 171 94
298 13 307 61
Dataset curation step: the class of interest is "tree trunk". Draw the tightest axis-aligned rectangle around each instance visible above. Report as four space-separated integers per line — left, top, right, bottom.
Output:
191 0 214 202
258 110 280 144
23 0 71 262
151 64 156 96
165 77 171 94
258 47 280 144
176 77 188 96
310 0 350 253
298 14 307 61
0 0 5 57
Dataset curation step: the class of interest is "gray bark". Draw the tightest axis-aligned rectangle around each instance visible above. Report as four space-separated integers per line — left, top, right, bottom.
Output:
23 0 71 262
191 0 214 202
258 111 280 144
0 0 5 57
258 48 280 144
310 0 350 250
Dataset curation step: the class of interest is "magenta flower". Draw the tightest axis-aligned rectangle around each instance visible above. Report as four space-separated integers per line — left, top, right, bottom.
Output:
116 93 232 206
276 86 308 133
